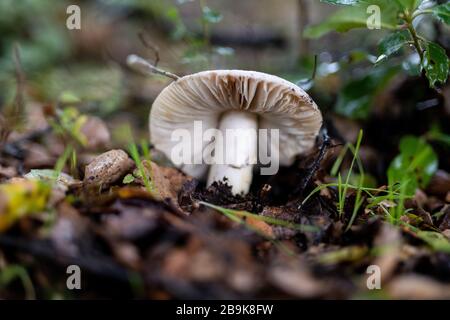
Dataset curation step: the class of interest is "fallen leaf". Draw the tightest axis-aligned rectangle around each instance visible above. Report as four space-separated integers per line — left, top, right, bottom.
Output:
80 116 111 150
387 274 450 299
0 179 50 232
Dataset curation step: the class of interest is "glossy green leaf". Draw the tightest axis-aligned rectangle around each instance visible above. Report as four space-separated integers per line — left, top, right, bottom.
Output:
387 136 438 196
423 41 450 88
431 3 450 25
304 0 400 38
377 30 409 61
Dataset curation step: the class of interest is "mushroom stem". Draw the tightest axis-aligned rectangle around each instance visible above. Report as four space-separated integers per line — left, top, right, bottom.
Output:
207 110 258 195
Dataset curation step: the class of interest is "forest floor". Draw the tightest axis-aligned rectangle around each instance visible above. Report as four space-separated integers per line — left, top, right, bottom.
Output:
1 73 449 299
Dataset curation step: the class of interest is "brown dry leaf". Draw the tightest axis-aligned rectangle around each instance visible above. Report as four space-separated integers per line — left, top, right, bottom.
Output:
245 216 274 239
163 248 191 279
260 206 298 239
139 161 192 209
23 142 55 169
438 205 450 231
80 116 111 150
269 257 326 298
426 170 450 198
50 201 90 258
111 241 141 270
0 165 17 179
101 202 160 241
188 249 225 282
117 186 157 200
387 274 450 299
372 223 402 283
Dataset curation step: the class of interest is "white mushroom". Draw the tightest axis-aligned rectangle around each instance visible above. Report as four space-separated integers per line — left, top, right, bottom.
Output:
147 69 322 195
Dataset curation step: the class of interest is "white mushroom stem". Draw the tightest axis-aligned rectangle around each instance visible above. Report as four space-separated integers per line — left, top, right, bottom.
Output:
207 110 258 195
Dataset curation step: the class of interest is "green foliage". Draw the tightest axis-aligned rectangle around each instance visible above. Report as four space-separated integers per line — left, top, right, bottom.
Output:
338 130 363 218
123 174 135 184
301 132 438 226
423 42 450 88
416 230 450 253
397 0 422 11
304 130 366 230
0 264 35 299
200 201 318 233
387 136 438 197
128 142 156 196
377 31 409 62
305 0 450 88
0 0 71 74
201 6 223 24
426 123 450 148
335 66 398 119
37 65 124 116
49 107 87 147
304 0 399 38
431 3 450 24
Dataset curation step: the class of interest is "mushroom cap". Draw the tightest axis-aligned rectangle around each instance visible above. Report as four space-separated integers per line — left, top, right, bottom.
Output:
150 70 322 179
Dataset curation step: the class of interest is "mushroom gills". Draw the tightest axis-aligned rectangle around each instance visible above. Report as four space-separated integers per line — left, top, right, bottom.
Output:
207 110 258 195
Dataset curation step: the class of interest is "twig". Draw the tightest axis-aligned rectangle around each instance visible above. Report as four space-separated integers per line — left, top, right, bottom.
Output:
0 44 27 147
295 127 331 207
297 0 310 58
138 32 160 66
126 54 180 81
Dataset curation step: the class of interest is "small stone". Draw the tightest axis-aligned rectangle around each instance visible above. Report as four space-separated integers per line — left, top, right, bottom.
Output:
84 149 134 189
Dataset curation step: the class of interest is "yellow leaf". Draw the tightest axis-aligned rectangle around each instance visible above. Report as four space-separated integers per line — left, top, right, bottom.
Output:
0 179 50 232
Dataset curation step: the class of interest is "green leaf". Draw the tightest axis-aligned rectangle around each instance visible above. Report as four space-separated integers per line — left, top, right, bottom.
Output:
335 66 398 119
202 6 223 24
377 30 409 61
431 3 450 25
388 136 438 196
304 1 400 38
122 174 135 184
0 264 35 299
423 42 450 88
427 124 450 148
416 231 450 253
396 0 422 11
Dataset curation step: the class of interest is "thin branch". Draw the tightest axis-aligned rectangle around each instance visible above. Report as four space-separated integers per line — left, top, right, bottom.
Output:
126 54 180 81
295 127 331 208
138 32 160 66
